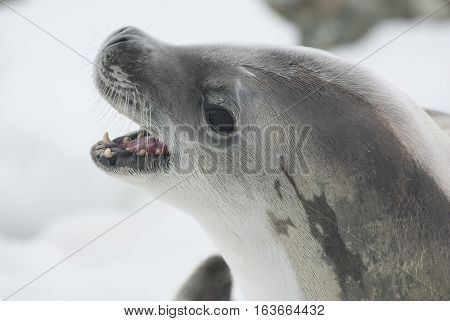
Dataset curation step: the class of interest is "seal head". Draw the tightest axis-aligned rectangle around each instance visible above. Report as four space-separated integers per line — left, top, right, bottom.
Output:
91 27 450 300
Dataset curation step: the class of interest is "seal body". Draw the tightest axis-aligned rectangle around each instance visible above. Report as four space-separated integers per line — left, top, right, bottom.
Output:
175 255 232 301
91 27 450 300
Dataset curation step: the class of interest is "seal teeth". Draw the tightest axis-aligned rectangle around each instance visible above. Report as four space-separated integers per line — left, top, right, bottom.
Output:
122 136 130 143
138 149 146 156
103 132 112 144
137 131 145 139
104 148 115 158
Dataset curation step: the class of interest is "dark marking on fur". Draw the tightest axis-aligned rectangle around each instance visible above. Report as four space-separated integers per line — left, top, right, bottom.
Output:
280 157 366 298
267 210 295 235
274 179 283 200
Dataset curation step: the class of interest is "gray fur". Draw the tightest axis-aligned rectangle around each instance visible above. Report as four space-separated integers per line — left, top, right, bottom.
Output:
92 27 450 300
280 157 367 299
274 179 283 200
175 255 232 301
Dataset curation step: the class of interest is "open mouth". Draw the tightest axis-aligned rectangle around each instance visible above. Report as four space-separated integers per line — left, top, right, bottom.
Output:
91 130 170 173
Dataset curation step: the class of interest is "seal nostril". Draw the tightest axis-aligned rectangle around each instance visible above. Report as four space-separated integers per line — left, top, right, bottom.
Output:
113 26 140 37
115 26 131 34
107 35 133 47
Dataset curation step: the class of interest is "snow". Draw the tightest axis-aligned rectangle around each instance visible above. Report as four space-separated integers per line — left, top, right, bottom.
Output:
0 206 218 300
0 0 448 300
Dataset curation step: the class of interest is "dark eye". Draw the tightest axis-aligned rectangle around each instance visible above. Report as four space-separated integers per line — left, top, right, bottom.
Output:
205 104 235 134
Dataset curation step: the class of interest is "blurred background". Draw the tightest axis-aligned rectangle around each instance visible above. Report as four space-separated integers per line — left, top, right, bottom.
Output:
0 0 449 300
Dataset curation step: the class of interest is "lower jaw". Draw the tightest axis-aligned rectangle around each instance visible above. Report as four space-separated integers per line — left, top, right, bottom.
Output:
96 153 170 174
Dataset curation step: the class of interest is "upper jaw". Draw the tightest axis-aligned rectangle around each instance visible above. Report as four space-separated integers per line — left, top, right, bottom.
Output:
92 57 171 175
93 28 174 175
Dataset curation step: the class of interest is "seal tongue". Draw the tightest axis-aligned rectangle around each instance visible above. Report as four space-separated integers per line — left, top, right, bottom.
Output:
103 131 169 155
123 136 156 150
